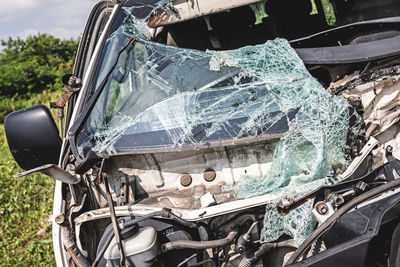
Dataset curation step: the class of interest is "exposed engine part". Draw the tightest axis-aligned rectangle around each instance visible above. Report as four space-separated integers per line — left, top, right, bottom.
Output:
287 175 400 264
236 221 259 254
312 202 335 224
180 173 193 187
102 159 127 267
277 145 400 215
90 208 200 267
203 169 216 182
162 230 238 252
104 226 158 267
238 240 295 267
101 140 278 211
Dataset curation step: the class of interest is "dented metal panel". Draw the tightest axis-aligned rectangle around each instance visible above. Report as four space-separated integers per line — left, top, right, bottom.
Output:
104 140 277 209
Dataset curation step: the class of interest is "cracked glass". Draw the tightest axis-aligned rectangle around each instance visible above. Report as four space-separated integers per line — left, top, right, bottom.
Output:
76 1 362 245
76 7 299 157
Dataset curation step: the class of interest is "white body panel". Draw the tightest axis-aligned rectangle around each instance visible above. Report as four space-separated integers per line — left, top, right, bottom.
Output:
52 4 120 266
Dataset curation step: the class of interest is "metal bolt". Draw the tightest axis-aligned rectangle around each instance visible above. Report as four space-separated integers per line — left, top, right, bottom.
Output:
333 195 344 206
180 174 192 187
66 163 75 171
316 202 329 215
68 75 77 86
203 168 216 182
66 163 76 175
54 213 65 225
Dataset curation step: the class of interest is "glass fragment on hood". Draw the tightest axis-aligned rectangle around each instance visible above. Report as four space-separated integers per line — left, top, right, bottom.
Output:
228 39 363 244
77 5 362 245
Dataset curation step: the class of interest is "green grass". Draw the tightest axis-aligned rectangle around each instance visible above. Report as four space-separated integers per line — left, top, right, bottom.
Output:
0 92 58 266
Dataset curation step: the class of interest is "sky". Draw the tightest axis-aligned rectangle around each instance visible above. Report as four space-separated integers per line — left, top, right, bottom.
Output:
0 0 100 41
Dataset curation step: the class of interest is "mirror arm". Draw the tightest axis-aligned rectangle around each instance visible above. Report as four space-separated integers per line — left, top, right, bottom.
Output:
14 164 81 185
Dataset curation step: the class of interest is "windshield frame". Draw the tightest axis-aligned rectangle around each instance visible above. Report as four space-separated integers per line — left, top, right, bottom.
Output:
67 0 400 164
67 2 293 161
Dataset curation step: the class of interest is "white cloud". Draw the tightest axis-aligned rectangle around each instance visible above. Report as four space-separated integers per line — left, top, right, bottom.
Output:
50 27 83 39
18 28 41 39
0 0 42 22
0 0 99 39
0 0 41 11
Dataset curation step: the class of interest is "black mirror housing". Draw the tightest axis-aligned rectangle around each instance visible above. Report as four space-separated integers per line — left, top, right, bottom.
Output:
5 104 62 170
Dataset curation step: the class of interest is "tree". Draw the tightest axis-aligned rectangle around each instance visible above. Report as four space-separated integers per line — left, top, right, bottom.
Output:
0 34 78 97
0 34 79 121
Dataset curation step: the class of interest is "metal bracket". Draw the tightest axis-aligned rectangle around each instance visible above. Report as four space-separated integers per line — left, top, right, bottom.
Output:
312 201 335 224
277 147 400 215
14 164 81 184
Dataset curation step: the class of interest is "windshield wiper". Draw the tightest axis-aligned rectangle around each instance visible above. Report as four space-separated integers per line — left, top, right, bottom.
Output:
68 37 136 173
291 16 400 64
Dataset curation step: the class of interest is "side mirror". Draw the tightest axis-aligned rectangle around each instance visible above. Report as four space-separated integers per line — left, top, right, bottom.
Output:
5 104 61 170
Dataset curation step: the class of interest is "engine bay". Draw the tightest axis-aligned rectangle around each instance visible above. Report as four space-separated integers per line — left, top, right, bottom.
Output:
50 0 400 266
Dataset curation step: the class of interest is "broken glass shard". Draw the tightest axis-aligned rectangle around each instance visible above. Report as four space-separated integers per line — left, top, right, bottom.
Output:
76 6 362 245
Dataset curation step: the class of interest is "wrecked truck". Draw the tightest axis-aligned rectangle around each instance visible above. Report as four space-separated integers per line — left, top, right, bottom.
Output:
4 0 400 266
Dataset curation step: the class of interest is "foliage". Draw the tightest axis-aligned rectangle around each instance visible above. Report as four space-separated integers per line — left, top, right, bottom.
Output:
0 33 78 265
0 34 79 121
0 124 55 266
321 0 336 26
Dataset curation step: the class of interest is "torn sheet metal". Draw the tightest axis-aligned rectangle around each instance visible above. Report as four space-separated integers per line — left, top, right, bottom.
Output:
330 65 400 138
330 64 400 177
370 122 400 170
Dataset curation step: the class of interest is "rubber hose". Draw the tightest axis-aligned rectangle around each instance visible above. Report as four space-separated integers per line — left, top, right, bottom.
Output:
238 241 294 267
286 178 400 265
92 233 114 267
168 211 198 228
123 211 162 228
162 231 238 251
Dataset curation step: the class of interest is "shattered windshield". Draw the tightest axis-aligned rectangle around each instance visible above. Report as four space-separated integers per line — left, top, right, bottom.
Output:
73 1 365 246
76 7 302 157
76 2 358 162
